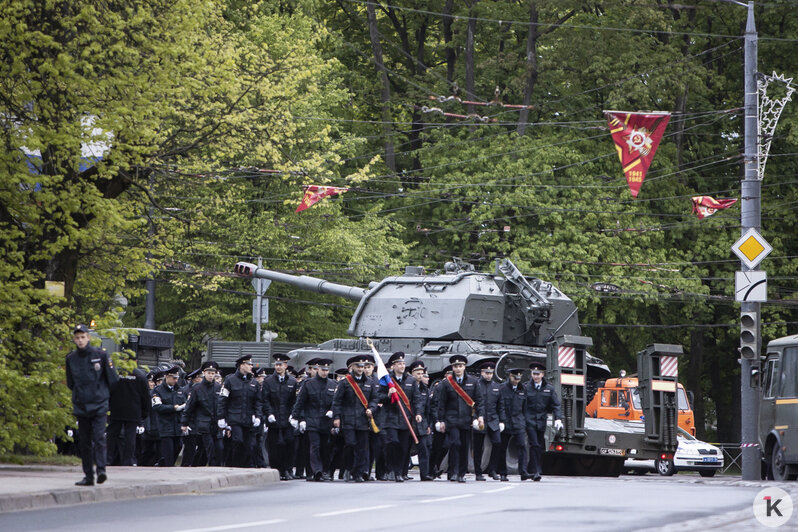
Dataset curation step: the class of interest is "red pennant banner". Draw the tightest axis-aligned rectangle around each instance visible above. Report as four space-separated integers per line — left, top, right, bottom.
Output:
691 196 737 219
605 111 671 198
295 185 349 213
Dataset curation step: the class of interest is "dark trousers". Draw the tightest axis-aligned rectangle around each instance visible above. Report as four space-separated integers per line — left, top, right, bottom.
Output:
77 414 107 479
307 430 329 476
266 427 295 473
417 433 432 478
199 433 222 466
472 428 501 475
253 430 267 468
430 431 446 475
445 427 471 478
383 427 412 476
181 434 199 467
230 425 253 468
498 431 527 476
294 432 310 476
371 431 386 478
326 432 345 477
342 429 369 477
159 436 182 466
139 437 160 466
526 427 545 476
107 419 137 466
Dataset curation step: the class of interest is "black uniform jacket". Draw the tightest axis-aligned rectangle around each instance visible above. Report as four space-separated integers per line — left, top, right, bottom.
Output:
476 377 506 432
181 379 221 434
378 372 424 430
220 370 261 427
109 370 150 422
415 381 432 435
435 374 485 429
524 378 562 431
498 381 526 433
152 382 187 437
332 373 377 431
65 345 119 417
261 373 298 428
292 375 336 432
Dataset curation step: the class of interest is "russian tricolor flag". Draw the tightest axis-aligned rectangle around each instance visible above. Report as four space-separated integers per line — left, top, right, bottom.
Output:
370 343 399 404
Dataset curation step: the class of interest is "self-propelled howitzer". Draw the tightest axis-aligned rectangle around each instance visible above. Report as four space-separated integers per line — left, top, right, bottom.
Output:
232 259 609 381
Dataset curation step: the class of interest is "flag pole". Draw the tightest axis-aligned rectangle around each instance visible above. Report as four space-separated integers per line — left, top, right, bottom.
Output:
366 338 419 444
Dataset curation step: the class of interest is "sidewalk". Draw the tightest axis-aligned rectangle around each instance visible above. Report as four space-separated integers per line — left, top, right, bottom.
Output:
0 465 280 513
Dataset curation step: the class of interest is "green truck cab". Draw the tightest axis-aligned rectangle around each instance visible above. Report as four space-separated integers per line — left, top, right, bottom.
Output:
760 334 798 480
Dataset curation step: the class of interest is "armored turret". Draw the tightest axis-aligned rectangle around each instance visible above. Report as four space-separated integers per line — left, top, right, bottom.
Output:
233 258 581 348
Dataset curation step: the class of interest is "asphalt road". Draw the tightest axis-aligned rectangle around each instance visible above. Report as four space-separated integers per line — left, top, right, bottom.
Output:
0 474 788 531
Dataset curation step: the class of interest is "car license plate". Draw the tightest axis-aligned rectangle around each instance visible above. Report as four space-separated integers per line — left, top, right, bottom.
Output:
702 457 718 463
600 448 626 456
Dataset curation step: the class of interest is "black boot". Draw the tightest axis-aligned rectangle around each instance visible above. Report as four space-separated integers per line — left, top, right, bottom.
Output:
75 477 94 486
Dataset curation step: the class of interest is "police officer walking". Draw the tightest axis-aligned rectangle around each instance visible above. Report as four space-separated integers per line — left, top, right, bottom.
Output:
151 365 187 466
409 361 434 481
218 355 262 468
333 355 377 482
497 368 529 481
181 361 222 466
435 355 484 483
65 324 119 486
107 367 150 466
292 358 336 481
378 351 422 482
524 362 563 481
263 353 297 479
472 361 505 481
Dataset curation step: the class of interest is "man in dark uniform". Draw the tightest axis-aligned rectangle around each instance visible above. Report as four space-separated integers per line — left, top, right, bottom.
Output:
363 356 385 481
181 361 222 466
262 353 297 479
151 365 187 466
218 354 262 468
65 324 119 486
409 361 433 481
498 368 529 481
435 354 484 483
472 361 506 481
292 360 316 479
429 365 452 478
179 368 203 467
107 367 150 466
524 362 563 481
378 351 423 482
292 358 336 481
253 367 269 469
333 355 377 482
139 371 162 466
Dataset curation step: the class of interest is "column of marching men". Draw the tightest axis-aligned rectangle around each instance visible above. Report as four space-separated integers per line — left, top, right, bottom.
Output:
106 351 564 482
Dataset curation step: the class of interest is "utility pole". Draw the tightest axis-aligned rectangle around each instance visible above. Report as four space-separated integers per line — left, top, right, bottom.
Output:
740 1 759 481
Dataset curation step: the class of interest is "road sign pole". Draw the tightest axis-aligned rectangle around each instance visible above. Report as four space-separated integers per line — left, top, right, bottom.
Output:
256 257 263 343
740 1 760 481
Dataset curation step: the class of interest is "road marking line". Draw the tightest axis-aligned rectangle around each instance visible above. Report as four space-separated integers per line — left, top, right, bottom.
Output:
174 519 286 532
314 504 396 517
483 485 516 494
419 494 475 503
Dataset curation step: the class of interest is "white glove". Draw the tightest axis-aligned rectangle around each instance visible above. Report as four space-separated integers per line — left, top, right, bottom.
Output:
554 419 564 431
289 417 298 429
325 410 333 419
499 422 505 432
175 403 186 411
434 422 442 433
299 421 306 433
136 426 145 435
269 414 277 424
331 427 340 435
252 415 261 427
218 419 227 429
67 429 74 438
472 419 480 430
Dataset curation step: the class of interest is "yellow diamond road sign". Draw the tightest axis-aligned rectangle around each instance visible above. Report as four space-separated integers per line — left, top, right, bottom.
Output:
732 228 772 269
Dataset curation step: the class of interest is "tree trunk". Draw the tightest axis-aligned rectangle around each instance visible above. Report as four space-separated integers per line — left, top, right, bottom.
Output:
688 329 705 439
464 1 478 115
366 2 395 171
517 2 538 135
443 0 456 88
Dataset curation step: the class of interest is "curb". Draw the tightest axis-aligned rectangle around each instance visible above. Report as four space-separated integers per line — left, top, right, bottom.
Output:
0 468 280 513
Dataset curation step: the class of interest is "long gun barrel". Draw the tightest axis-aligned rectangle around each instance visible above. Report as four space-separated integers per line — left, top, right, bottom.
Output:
233 262 367 302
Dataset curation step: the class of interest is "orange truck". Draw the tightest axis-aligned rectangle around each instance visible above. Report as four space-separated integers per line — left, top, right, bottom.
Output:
586 374 696 435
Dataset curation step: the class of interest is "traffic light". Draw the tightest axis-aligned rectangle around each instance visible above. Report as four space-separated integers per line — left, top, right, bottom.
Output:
740 311 759 360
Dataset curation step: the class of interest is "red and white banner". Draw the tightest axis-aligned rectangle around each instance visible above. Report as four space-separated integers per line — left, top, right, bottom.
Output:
295 185 349 213
660 355 678 377
691 196 737 219
558 346 576 369
605 111 670 198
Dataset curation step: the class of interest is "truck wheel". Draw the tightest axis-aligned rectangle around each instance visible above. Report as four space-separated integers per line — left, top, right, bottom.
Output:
771 445 797 481
656 459 675 476
699 469 716 478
